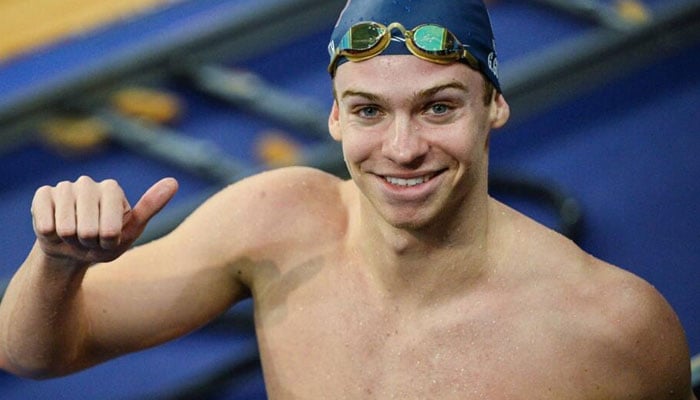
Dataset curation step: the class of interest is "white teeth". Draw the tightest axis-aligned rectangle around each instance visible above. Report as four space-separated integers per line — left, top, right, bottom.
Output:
385 174 431 187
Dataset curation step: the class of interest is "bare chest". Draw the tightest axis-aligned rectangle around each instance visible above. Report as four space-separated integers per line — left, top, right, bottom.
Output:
252 266 590 399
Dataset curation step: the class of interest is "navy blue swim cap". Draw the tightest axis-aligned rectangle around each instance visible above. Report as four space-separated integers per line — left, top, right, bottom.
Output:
328 0 501 92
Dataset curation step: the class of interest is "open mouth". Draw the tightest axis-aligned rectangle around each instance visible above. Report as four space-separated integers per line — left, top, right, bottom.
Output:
383 172 439 187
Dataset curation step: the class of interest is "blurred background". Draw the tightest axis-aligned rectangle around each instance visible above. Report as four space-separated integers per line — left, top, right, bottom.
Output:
0 0 698 398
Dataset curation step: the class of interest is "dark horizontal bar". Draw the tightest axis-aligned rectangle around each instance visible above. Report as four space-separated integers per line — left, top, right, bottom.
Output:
502 0 700 123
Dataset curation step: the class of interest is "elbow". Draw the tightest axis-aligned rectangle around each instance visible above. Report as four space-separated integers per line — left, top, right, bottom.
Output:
4 367 61 381
2 361 77 380
1 357 60 380
0 346 82 380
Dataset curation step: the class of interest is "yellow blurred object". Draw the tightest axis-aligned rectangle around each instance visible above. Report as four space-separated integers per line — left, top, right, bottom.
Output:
40 116 110 157
616 0 651 24
256 131 302 168
111 87 183 124
0 0 177 61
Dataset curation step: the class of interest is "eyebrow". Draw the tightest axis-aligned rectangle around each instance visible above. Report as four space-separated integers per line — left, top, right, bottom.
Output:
339 81 470 103
339 90 382 102
417 81 470 99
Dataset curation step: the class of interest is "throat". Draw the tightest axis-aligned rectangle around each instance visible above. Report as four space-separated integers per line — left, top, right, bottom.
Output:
347 186 496 301
355 224 492 304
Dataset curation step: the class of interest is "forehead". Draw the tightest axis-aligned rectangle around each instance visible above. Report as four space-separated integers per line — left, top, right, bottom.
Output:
333 55 484 96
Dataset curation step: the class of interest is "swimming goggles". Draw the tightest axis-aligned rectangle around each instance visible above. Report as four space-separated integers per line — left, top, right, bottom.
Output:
328 21 479 76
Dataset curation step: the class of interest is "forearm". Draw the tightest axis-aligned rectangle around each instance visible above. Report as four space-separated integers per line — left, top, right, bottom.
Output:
0 242 91 378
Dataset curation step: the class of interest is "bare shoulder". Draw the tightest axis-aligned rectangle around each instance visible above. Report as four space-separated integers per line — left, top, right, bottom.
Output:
210 166 344 214
172 166 348 258
492 200 693 398
580 257 693 399
214 165 346 229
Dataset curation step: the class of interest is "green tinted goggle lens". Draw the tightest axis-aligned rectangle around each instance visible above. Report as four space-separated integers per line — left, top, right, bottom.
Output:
329 22 475 75
340 23 386 52
413 25 455 53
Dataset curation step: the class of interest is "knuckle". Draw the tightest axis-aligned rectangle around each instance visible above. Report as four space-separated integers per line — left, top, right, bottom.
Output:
99 179 124 194
54 181 76 198
34 185 53 196
76 175 94 184
74 176 96 191
55 180 72 191
31 186 52 212
100 178 118 187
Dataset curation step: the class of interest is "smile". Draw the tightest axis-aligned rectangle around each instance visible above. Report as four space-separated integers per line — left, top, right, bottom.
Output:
384 173 435 187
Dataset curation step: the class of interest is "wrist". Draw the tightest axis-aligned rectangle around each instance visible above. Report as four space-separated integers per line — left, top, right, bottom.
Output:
30 241 92 272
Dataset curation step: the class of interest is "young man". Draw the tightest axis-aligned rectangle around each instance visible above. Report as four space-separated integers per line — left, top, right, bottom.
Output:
0 0 694 398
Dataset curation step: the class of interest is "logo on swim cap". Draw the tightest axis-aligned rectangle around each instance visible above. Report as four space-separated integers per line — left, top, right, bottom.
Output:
327 40 335 58
488 51 498 78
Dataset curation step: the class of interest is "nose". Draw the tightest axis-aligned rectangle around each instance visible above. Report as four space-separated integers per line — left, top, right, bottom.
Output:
381 115 429 165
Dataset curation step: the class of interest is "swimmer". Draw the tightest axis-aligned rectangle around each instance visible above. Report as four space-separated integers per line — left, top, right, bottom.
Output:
0 0 694 398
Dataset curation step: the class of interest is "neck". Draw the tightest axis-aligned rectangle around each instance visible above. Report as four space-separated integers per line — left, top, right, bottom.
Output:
350 183 495 304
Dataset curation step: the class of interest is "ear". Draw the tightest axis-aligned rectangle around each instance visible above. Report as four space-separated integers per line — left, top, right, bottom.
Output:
328 100 342 141
489 92 510 129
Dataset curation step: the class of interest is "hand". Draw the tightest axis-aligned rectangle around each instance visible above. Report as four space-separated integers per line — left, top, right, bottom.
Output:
30 176 178 265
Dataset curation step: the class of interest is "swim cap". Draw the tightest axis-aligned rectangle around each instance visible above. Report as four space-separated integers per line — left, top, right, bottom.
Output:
328 0 501 92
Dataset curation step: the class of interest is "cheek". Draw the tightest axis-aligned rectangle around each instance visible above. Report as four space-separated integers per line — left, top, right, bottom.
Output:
430 127 478 157
340 130 378 165
458 114 491 155
432 129 488 174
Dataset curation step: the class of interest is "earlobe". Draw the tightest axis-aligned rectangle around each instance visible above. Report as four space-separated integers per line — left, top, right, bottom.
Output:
490 93 510 129
328 100 342 141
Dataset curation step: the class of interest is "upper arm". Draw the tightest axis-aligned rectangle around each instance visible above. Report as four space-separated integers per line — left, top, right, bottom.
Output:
77 184 253 360
78 167 342 362
595 272 694 399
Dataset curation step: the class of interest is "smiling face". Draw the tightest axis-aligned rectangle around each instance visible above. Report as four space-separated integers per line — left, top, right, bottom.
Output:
329 55 509 231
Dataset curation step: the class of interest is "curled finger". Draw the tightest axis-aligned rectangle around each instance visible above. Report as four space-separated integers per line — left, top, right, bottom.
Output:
75 177 101 249
98 179 129 250
53 180 78 241
31 185 61 244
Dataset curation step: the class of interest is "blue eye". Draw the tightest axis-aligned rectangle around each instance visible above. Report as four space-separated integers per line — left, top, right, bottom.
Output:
359 106 380 118
430 103 450 114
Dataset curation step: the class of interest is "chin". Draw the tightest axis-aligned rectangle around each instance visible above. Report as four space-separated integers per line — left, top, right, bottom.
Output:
380 208 440 231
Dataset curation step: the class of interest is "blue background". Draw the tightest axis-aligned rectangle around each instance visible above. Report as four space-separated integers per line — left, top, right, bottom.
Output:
0 0 697 398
